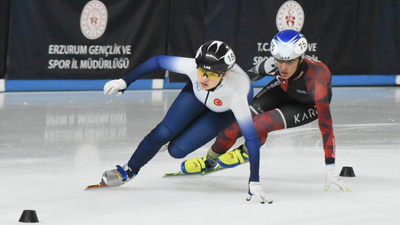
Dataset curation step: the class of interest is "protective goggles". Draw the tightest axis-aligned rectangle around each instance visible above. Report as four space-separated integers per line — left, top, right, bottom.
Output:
197 67 225 80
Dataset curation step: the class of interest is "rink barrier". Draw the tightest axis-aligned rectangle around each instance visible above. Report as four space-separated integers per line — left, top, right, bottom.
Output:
2 75 400 92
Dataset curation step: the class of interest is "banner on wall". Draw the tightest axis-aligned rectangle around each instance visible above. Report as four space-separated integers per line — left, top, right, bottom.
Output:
7 0 170 80
6 0 400 85
169 0 400 80
168 1 321 82
200 0 345 74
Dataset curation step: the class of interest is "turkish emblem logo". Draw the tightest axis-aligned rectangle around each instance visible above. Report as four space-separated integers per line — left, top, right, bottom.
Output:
80 1 108 40
214 99 223 106
276 1 304 31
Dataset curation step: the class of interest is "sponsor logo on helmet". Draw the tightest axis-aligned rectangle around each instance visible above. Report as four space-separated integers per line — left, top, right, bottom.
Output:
276 1 304 31
214 99 223 106
81 1 108 40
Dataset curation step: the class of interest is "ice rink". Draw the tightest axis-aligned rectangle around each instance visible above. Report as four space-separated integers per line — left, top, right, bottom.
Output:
1 87 400 225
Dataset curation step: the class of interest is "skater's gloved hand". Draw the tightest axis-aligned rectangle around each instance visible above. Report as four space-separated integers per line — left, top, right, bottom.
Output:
246 181 273 204
261 57 278 75
248 57 278 82
324 164 351 192
104 79 127 97
248 57 277 75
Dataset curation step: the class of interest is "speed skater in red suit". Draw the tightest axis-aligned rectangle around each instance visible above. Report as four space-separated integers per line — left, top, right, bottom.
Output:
181 29 351 193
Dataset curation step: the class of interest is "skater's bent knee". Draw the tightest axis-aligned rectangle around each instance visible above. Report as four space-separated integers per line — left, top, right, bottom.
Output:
167 144 187 159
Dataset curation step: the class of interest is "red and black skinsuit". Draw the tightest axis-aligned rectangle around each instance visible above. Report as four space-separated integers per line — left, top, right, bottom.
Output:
212 56 336 165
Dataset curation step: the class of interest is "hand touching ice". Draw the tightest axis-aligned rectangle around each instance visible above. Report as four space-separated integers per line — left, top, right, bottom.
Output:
324 164 351 192
247 181 273 204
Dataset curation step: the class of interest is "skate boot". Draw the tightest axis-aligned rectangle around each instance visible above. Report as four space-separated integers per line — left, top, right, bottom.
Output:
101 164 136 187
217 145 249 168
181 155 216 174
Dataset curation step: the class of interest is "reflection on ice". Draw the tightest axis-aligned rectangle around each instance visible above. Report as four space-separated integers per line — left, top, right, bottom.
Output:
45 111 127 141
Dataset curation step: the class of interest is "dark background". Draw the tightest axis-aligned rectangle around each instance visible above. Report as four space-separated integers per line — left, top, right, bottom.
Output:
1 0 399 82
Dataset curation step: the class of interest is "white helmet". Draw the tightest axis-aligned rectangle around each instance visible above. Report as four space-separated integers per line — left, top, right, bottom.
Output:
270 30 308 60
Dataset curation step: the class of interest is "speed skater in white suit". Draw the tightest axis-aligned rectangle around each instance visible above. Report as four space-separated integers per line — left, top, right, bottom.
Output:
95 40 272 204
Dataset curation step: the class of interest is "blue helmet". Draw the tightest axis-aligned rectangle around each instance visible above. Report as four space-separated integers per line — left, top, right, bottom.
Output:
270 30 308 60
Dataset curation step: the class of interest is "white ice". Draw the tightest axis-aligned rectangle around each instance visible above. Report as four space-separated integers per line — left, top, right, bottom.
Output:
1 87 400 225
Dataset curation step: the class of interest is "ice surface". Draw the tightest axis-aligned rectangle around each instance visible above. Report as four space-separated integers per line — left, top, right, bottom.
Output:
1 87 399 224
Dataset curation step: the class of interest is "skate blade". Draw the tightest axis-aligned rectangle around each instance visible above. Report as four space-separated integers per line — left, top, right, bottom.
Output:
163 165 226 177
85 181 108 190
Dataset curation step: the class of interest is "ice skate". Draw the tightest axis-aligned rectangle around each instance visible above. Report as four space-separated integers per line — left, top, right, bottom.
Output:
217 145 249 168
101 164 136 187
181 155 216 174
